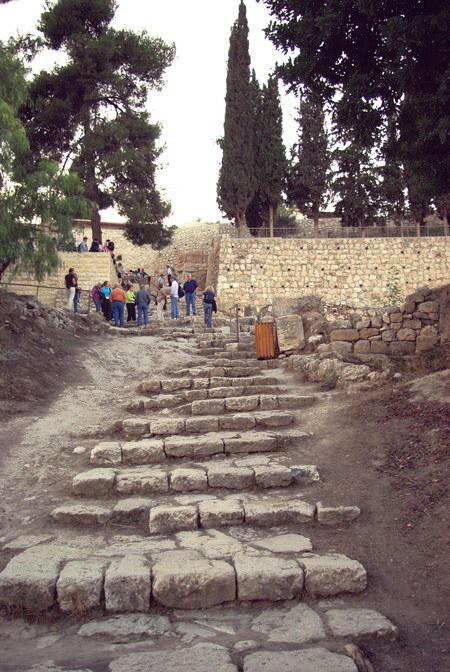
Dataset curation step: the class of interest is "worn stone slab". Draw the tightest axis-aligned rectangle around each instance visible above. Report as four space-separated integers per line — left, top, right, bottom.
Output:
52 504 111 526
251 533 312 554
115 469 168 495
244 648 357 672
0 548 64 611
164 434 224 458
121 439 165 465
183 389 208 402
109 643 237 672
57 559 105 613
161 378 192 392
150 417 185 435
225 396 259 412
251 603 325 643
2 534 54 551
235 554 303 601
244 500 316 527
104 555 151 613
325 607 398 640
274 429 312 448
73 469 116 497
207 464 255 489
143 394 183 410
111 498 152 523
90 442 122 466
255 411 295 428
185 416 220 433
122 418 150 437
300 554 367 596
149 504 198 534
170 468 208 492
79 613 170 640
316 502 361 524
278 395 316 409
176 530 243 559
209 386 245 398
224 431 277 454
139 378 161 393
276 314 306 352
253 464 292 488
199 499 245 528
219 414 256 431
291 465 320 485
259 394 279 410
152 558 236 609
192 399 226 415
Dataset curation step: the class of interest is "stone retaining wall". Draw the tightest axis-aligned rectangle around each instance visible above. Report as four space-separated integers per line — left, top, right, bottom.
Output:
215 235 450 310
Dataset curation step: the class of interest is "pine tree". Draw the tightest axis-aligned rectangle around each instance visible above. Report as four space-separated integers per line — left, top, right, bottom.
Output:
287 90 328 234
379 117 406 228
21 0 175 247
217 0 255 230
258 75 286 236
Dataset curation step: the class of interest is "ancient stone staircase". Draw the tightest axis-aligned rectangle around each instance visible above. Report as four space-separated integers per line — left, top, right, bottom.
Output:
0 317 399 671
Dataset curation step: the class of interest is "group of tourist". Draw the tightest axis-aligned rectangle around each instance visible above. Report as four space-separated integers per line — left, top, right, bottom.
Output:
75 237 115 254
65 265 217 328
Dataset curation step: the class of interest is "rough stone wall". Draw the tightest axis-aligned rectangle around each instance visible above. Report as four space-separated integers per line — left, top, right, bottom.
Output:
3 253 115 307
215 235 450 309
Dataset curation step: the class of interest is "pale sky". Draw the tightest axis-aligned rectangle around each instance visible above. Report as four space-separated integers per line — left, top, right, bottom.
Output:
0 0 298 226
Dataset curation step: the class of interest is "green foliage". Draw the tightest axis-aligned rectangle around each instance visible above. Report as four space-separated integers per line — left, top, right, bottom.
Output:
333 142 380 227
384 268 402 306
22 0 175 247
287 90 328 227
217 1 255 227
0 42 90 280
258 75 286 222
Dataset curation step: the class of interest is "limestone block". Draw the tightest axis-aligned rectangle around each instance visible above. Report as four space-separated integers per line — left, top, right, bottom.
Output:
253 464 292 488
52 504 111 526
121 439 165 465
139 379 161 393
198 500 245 528
291 465 320 485
109 643 237 672
370 341 389 354
370 316 383 328
418 300 439 313
183 389 208 402
210 377 231 387
339 364 371 383
235 555 303 601
164 434 224 458
401 301 416 314
161 378 192 391
207 464 255 489
73 469 116 497
389 312 403 323
316 502 360 524
115 469 168 495
224 431 277 454
252 534 312 554
329 329 359 342
90 442 122 466
150 417 185 435
209 386 244 399
259 394 279 410
219 414 256 431
170 468 208 492
185 416 220 433
328 341 353 354
402 318 422 329
122 418 150 437
389 341 415 355
244 500 315 527
57 559 105 613
112 498 152 524
278 394 316 409
325 607 398 640
421 325 438 336
0 549 63 611
149 505 198 534
275 314 305 352
143 394 182 410
355 319 370 329
396 328 416 341
104 555 151 613
300 553 367 596
193 378 211 389
152 558 235 608
354 340 370 354
191 399 225 415
243 648 357 672
225 395 259 412
359 328 379 339
255 411 294 428
381 329 395 342
416 334 439 351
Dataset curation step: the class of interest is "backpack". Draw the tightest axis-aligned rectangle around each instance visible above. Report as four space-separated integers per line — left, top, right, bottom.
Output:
178 285 185 299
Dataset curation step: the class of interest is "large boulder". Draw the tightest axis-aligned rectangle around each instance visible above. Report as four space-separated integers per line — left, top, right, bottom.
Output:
275 314 305 352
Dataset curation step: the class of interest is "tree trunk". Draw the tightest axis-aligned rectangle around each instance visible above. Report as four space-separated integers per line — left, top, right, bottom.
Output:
313 207 319 237
416 219 422 237
444 213 449 237
0 259 11 280
91 206 102 243
268 204 274 238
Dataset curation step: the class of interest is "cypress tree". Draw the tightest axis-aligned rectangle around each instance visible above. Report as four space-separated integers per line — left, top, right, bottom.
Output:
245 70 265 233
258 75 286 237
217 0 255 231
287 90 328 234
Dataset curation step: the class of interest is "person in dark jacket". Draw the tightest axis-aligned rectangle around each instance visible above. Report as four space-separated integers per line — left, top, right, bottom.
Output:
135 285 151 327
202 285 216 329
183 273 198 316
90 238 101 252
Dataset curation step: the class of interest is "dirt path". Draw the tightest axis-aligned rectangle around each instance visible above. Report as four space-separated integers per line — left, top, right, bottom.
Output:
0 332 448 672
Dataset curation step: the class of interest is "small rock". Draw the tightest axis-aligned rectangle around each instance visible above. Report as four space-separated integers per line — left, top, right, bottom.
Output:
73 446 87 455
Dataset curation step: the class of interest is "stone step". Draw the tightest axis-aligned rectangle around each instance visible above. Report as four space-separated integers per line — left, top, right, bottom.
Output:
187 394 316 416
138 375 281 395
211 351 256 360
52 492 360 532
120 410 297 438
71 460 321 498
90 429 311 466
0 533 368 613
128 386 287 412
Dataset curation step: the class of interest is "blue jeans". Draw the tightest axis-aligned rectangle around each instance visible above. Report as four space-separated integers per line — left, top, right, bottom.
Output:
137 302 149 326
73 291 80 313
94 300 102 312
112 301 124 327
185 292 196 316
171 296 179 319
204 303 213 328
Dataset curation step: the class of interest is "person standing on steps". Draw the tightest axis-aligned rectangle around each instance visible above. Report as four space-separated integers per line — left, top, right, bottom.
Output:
169 275 179 320
125 285 136 322
156 282 166 322
203 285 216 329
78 236 89 253
65 267 77 310
100 280 112 321
135 284 151 327
110 284 126 327
91 283 103 312
183 273 198 317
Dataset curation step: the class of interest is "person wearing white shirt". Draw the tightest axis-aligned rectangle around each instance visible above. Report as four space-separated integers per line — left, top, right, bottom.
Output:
169 278 179 320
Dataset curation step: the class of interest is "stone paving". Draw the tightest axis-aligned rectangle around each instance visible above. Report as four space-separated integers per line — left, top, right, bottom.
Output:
0 318 399 670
